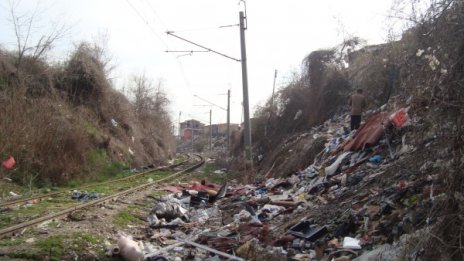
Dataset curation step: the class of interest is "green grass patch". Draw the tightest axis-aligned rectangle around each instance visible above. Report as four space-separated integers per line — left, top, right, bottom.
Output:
70 232 103 249
191 163 227 184
0 170 173 229
113 209 137 227
0 179 29 199
97 161 130 182
84 123 103 140
203 163 216 174
35 232 104 260
47 221 61 228
36 235 66 260
0 237 24 247
0 215 12 228
0 199 76 229
87 149 129 180
3 252 39 259
13 200 71 216
88 149 108 164
65 179 83 188
174 155 187 164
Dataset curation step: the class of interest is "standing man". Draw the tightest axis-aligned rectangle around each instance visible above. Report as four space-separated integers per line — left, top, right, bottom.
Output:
350 88 366 131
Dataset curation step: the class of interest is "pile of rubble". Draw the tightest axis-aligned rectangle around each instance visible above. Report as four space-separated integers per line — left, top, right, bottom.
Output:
108 105 443 261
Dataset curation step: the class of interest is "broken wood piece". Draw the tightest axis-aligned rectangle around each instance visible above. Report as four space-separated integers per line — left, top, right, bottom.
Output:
175 237 245 261
317 196 328 205
271 200 301 208
145 242 185 258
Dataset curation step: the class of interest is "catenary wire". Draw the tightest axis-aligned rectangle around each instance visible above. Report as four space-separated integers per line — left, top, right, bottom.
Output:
125 0 169 49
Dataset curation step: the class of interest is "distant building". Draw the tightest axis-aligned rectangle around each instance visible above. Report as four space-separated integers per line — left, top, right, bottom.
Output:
202 123 239 137
180 119 204 140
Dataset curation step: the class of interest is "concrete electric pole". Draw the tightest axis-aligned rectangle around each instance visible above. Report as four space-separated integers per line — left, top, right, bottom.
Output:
227 89 231 152
209 109 212 152
239 11 252 164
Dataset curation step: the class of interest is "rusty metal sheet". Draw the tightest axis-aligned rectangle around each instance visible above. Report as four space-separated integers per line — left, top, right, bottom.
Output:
343 112 391 152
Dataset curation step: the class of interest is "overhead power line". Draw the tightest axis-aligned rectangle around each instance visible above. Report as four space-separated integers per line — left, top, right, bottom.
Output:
143 0 169 30
125 0 169 49
166 31 240 62
165 50 210 53
219 24 239 28
171 24 239 32
194 94 227 111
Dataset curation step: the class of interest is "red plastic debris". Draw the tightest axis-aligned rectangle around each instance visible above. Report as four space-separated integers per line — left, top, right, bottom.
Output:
398 181 406 190
391 109 410 128
2 156 16 170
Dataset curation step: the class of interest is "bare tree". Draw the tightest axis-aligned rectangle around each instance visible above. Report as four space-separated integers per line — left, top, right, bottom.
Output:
7 0 69 72
386 0 455 40
129 74 170 123
90 30 117 79
332 16 366 68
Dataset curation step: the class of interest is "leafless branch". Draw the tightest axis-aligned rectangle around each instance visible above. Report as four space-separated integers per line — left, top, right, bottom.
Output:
7 0 69 72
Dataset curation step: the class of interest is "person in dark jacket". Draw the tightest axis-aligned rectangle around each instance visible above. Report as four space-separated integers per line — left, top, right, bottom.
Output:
350 89 366 131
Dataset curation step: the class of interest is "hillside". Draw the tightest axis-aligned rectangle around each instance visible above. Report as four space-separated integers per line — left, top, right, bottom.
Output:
228 1 464 259
0 0 463 260
0 43 175 187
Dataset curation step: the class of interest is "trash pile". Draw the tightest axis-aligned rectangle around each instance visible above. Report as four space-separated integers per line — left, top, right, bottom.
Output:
108 106 443 261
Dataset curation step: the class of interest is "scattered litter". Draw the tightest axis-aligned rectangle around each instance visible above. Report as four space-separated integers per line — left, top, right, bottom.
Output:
176 237 245 261
2 155 16 169
25 238 35 243
9 191 20 198
390 109 410 129
71 190 99 201
111 118 118 127
103 105 436 261
368 155 383 164
117 232 144 261
289 220 327 241
152 201 188 221
343 237 362 250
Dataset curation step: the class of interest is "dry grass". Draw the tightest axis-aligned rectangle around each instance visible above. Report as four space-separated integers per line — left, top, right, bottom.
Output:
242 47 350 177
0 88 90 185
0 43 174 186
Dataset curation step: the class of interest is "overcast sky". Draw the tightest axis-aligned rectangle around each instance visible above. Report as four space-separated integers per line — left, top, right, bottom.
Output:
0 0 398 128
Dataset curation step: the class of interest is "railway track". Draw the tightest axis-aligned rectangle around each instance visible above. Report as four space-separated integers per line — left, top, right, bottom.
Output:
0 154 190 209
0 154 204 238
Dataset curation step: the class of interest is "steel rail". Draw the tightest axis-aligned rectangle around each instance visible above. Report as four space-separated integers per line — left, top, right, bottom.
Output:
0 154 204 237
0 154 191 208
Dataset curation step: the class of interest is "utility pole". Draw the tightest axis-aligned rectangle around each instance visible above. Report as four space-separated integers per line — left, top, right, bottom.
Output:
266 70 277 137
239 11 252 163
271 70 277 113
193 94 229 153
227 89 231 152
178 111 182 136
209 109 212 152
191 128 194 152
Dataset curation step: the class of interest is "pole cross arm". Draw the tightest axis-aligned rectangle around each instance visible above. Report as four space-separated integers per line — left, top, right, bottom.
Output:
166 31 241 62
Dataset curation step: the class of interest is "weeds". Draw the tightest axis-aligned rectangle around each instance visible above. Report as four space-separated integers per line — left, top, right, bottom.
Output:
192 163 227 184
36 235 66 259
0 237 23 247
34 232 104 260
0 39 174 187
113 209 137 227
